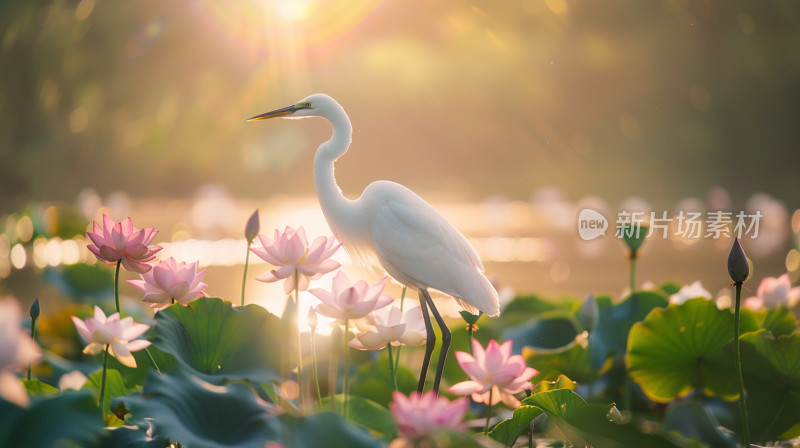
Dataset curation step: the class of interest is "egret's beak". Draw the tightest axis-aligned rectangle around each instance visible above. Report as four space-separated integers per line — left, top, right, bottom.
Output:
247 105 297 122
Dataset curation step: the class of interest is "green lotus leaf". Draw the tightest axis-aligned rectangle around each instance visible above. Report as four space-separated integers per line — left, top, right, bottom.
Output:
277 412 385 448
350 350 418 408
317 394 397 441
663 398 738 447
116 369 282 448
104 345 176 389
522 387 588 422
565 404 684 448
488 405 543 446
746 306 798 337
83 368 139 418
740 330 800 442
523 337 594 383
22 378 59 397
500 294 565 326
503 310 579 351
627 298 738 403
589 291 668 369
0 391 103 447
93 426 169 448
151 297 282 384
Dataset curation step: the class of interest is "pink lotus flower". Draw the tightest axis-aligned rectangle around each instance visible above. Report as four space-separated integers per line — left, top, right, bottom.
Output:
0 298 41 407
448 339 538 408
71 306 151 368
250 226 341 294
310 271 393 322
350 306 427 351
744 273 800 310
127 257 208 309
390 390 467 441
86 214 161 274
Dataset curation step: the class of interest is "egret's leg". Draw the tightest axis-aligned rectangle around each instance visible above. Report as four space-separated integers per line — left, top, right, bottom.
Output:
422 289 451 394
417 290 436 393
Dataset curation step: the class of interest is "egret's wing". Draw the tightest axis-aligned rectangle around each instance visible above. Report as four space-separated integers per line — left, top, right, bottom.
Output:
363 182 498 315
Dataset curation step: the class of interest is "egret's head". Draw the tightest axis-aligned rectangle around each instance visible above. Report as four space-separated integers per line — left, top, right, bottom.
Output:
247 93 337 121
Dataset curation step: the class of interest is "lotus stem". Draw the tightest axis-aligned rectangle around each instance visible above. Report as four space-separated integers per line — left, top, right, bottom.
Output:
310 326 323 405
483 388 494 435
293 271 305 412
733 282 751 447
99 344 109 409
240 243 251 306
114 260 122 315
629 251 637 293
28 307 37 381
144 346 161 375
329 325 339 415
343 318 351 420
387 343 398 391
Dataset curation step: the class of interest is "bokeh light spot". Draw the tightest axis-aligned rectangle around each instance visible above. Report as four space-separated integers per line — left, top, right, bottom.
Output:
10 244 26 269
787 249 800 273
69 107 89 133
544 0 569 15
737 13 755 34
75 0 95 21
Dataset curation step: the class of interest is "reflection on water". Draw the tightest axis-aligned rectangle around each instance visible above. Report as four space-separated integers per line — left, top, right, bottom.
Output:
1 185 799 320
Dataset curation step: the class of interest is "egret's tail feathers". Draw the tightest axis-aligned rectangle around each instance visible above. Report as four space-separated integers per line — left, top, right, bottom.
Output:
454 271 500 317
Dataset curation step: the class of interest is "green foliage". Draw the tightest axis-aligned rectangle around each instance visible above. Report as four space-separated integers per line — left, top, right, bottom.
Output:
277 412 385 448
22 378 59 397
663 398 738 448
627 298 738 402
43 263 113 300
589 291 668 370
489 377 584 446
488 405 543 446
524 337 594 383
350 350 417 407
83 368 139 417
565 405 686 448
537 374 578 392
150 297 282 385
117 369 283 448
318 394 398 441
0 392 103 447
501 294 564 325
746 306 798 337
93 426 169 448
106 346 176 389
503 310 579 350
740 330 800 442
523 388 589 422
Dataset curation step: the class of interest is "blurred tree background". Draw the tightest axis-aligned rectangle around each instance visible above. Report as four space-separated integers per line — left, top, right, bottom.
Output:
1 0 799 212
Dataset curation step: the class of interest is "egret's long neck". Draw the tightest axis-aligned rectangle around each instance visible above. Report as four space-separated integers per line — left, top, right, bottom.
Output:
313 106 356 236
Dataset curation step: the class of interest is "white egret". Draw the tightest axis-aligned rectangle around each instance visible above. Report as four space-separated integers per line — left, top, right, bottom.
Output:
248 93 500 394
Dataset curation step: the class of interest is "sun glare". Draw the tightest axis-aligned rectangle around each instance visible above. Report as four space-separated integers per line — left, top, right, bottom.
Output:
274 0 311 21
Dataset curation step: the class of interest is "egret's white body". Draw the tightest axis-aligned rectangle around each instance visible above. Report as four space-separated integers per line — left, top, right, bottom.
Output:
250 93 500 392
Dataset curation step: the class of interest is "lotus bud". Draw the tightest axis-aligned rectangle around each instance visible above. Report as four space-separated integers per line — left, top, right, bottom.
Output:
608 405 622 423
727 238 750 284
29 298 40 320
245 209 260 244
577 294 599 332
307 307 318 331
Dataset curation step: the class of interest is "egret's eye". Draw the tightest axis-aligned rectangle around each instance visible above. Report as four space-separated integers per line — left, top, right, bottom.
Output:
305 102 311 107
